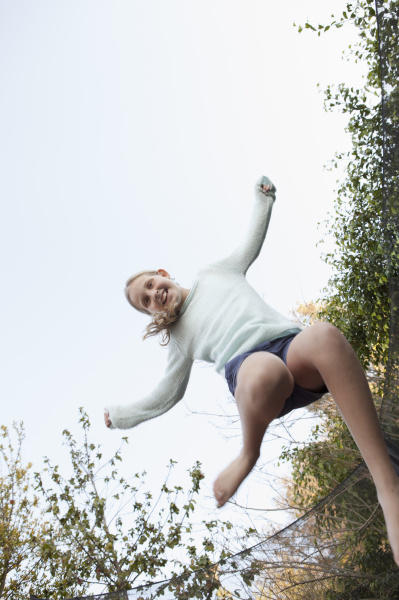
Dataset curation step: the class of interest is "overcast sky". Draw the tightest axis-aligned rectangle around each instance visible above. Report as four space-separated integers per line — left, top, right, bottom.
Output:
0 0 366 533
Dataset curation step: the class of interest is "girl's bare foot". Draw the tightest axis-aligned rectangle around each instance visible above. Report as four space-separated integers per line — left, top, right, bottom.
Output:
213 452 257 508
377 477 399 566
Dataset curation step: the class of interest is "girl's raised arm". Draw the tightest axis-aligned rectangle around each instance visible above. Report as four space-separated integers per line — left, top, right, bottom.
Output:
213 175 276 275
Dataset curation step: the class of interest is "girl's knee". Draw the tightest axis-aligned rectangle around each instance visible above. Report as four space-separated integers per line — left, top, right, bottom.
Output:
305 323 354 370
236 353 294 404
288 323 348 372
313 322 347 348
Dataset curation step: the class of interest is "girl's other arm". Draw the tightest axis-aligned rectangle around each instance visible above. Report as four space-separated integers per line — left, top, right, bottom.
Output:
105 347 193 430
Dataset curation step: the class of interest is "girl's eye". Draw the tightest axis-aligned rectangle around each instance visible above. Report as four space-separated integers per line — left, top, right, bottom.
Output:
148 281 153 288
145 297 149 305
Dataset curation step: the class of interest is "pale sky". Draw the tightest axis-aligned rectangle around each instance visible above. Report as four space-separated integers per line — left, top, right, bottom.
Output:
0 0 365 535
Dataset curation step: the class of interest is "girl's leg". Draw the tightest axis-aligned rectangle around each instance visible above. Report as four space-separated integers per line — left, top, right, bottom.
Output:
285 322 399 566
213 352 294 507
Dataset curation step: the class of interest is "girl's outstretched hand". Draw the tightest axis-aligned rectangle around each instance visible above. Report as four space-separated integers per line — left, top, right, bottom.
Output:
256 175 276 198
104 410 112 428
261 183 272 193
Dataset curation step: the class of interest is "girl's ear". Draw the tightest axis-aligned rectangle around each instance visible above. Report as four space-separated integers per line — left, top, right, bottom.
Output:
157 269 171 279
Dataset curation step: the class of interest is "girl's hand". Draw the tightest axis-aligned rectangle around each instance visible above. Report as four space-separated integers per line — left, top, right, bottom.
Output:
256 176 276 198
104 410 112 428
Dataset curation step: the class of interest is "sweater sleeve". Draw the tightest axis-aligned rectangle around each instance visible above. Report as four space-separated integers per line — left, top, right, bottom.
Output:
212 176 276 275
106 342 193 430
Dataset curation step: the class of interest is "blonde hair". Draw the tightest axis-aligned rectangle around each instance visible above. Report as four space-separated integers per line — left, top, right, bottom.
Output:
124 270 179 346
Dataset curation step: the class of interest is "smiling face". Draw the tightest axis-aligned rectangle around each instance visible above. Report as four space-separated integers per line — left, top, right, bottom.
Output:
127 269 187 316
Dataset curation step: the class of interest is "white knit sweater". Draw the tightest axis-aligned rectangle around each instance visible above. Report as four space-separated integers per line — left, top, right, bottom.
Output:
107 177 301 430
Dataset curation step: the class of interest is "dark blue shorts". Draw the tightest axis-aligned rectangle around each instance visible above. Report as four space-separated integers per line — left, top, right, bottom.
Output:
224 331 328 419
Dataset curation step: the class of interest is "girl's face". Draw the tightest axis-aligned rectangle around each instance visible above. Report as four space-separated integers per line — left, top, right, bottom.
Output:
127 269 187 315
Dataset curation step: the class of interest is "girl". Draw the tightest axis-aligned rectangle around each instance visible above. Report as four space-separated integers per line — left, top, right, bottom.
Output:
105 176 399 566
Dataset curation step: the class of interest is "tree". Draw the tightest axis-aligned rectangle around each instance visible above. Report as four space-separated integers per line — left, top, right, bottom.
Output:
0 413 258 599
257 3 399 596
295 0 399 371
0 423 82 600
33 408 251 598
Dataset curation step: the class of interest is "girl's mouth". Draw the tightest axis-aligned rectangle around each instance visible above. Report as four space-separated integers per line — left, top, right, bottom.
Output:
161 289 168 305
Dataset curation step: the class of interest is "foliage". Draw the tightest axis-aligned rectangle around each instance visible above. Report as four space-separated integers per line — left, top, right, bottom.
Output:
277 398 397 596
33 408 247 598
290 301 324 328
0 412 258 599
280 397 361 509
0 423 83 600
253 2 399 597
0 423 39 599
295 0 399 371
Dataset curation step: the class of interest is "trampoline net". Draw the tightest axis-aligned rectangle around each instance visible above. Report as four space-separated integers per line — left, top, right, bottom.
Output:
32 1 399 598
